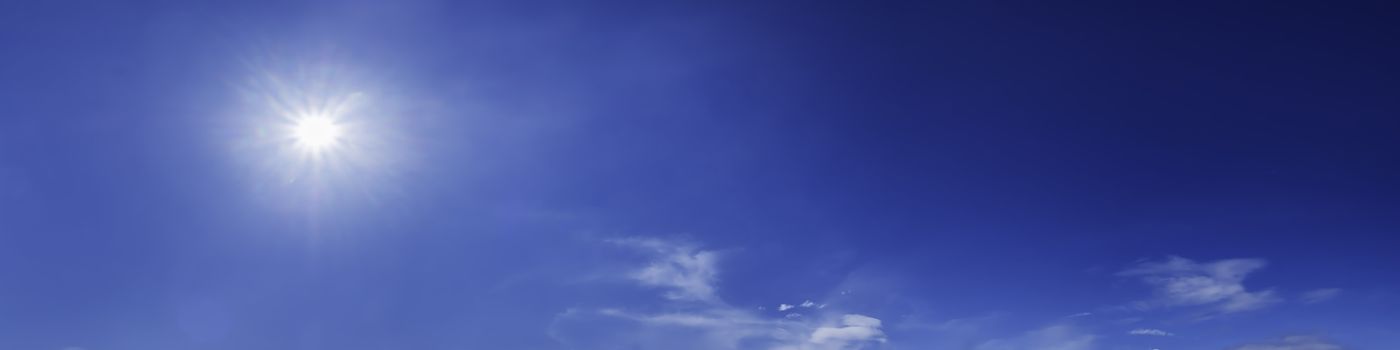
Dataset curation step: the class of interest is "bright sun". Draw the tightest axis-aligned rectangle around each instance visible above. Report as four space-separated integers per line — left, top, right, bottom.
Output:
293 116 343 152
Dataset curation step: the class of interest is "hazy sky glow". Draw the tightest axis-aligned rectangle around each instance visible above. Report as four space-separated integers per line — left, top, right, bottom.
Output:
2 1 1399 350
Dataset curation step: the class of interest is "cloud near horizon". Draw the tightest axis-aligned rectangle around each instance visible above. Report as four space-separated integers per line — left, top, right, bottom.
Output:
976 324 1096 350
1230 335 1344 350
553 238 886 350
553 240 1349 350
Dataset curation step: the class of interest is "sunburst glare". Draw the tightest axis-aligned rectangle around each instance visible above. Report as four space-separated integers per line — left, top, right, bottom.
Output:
230 58 410 209
292 116 343 153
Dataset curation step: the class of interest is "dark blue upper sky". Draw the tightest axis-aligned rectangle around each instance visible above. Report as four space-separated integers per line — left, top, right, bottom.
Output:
2 1 1398 349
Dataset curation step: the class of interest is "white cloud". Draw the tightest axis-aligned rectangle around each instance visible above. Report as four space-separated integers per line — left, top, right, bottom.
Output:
1119 256 1280 314
778 300 817 312
1128 328 1173 336
555 238 887 350
552 307 801 350
1301 288 1341 304
976 324 1096 350
1230 335 1343 350
612 238 721 302
1065 312 1092 318
808 314 887 346
896 312 1003 334
557 308 884 350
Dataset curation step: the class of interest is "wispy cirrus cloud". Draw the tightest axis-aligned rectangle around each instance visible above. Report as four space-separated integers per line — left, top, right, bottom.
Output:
1119 256 1280 314
1230 335 1343 350
1128 328 1173 336
1300 288 1342 304
563 240 1346 350
976 324 1096 350
554 238 887 350
610 237 722 302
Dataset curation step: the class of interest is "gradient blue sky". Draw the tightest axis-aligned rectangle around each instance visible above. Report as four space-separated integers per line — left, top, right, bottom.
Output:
2 1 1399 349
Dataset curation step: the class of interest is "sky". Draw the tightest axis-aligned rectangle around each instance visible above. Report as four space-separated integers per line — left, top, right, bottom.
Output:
1 0 1399 349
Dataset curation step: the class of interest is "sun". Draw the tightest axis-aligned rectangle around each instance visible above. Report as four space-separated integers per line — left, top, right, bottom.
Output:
292 116 343 153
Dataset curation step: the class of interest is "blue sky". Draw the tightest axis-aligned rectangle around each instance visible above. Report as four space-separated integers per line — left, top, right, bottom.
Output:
2 0 1399 349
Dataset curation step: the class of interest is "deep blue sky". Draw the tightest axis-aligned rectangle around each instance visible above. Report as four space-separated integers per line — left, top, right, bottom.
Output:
2 1 1398 349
